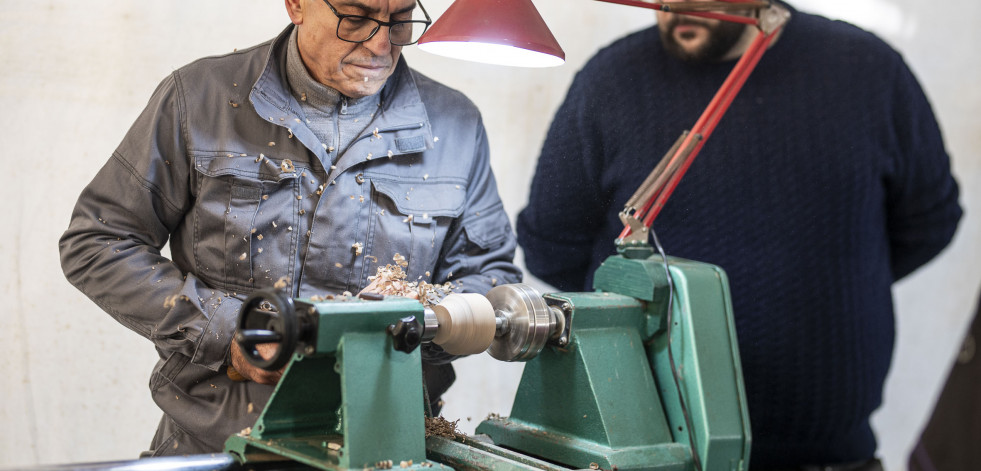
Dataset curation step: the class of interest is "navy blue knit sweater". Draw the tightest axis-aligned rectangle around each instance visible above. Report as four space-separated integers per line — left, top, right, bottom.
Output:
517 5 961 469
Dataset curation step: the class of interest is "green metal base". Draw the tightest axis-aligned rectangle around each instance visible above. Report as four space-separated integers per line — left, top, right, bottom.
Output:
427 435 568 471
475 419 689 471
227 433 451 471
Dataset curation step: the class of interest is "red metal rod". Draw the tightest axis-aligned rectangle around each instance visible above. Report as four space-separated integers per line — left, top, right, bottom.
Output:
619 27 773 240
593 0 666 10
680 10 759 25
640 31 774 226
629 30 768 225
699 29 772 139
640 28 778 227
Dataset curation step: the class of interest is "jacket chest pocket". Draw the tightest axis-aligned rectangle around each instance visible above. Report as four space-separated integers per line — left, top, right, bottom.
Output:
364 177 466 282
192 154 305 292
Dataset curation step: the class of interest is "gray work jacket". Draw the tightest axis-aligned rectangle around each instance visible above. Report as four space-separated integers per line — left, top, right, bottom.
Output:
59 26 521 455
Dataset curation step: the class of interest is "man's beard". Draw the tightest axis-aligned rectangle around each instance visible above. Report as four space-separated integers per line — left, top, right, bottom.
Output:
659 17 747 63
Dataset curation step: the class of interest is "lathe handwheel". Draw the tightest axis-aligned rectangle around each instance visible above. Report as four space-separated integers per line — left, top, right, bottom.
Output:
235 289 298 371
486 284 552 362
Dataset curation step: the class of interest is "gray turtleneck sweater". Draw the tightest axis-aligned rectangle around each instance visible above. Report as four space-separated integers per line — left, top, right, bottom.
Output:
286 27 380 163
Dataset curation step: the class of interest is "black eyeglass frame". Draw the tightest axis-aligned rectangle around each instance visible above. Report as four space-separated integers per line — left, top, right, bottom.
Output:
321 0 432 46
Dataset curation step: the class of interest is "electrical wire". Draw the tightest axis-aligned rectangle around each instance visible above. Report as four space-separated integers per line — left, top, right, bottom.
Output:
650 228 703 471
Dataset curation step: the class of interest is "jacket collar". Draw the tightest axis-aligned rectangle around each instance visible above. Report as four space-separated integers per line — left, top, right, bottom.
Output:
249 25 433 171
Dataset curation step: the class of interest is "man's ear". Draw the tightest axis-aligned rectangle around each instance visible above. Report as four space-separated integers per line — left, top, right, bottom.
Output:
285 0 304 25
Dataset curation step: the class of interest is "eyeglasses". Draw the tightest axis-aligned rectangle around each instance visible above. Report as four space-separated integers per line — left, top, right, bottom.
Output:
321 0 432 46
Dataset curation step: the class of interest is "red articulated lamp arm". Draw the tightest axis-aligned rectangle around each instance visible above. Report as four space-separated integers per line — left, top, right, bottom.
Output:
604 0 790 246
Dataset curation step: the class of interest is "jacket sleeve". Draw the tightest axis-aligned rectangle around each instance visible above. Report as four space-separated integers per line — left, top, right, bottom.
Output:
59 73 240 372
884 58 962 281
433 115 522 296
516 71 607 292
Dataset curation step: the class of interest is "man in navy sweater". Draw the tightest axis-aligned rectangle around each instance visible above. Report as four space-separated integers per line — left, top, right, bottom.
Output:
517 2 962 469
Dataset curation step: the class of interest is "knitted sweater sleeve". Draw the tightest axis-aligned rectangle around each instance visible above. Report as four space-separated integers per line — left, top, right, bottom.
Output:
517 71 608 291
884 56 962 280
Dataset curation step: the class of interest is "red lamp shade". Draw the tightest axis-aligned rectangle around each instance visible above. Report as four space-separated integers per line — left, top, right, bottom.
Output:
417 0 565 67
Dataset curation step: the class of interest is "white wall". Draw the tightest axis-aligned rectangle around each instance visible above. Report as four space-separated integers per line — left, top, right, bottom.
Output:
1 1 978 469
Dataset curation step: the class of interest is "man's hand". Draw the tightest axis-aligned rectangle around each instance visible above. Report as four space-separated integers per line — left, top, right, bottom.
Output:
229 342 285 385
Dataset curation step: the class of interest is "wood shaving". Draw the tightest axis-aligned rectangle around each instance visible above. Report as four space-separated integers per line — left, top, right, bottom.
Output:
425 416 464 439
273 277 289 289
281 159 295 172
373 127 381 138
268 141 276 146
228 100 239 108
163 294 190 308
327 442 342 451
366 254 454 308
352 242 363 256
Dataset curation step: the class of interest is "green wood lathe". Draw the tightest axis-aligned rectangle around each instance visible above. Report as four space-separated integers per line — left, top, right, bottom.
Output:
225 248 751 471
